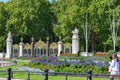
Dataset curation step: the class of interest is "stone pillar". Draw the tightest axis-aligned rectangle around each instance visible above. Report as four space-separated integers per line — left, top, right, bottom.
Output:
46 37 49 56
19 37 24 57
58 41 63 56
6 31 13 58
31 37 35 57
72 27 79 54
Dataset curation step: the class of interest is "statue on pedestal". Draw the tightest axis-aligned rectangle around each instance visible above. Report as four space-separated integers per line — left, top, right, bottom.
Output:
72 27 79 54
6 31 13 59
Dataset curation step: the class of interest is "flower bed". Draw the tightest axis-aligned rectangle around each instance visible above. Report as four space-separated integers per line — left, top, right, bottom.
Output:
93 52 108 57
60 53 77 56
24 56 109 74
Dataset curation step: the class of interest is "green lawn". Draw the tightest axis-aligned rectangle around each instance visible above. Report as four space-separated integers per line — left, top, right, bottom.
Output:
0 60 109 80
0 73 109 80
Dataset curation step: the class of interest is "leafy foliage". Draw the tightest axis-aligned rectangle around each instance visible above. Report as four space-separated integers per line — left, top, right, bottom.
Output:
51 0 120 52
0 0 120 52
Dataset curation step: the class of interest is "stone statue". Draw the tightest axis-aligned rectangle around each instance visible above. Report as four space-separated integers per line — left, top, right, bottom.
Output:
8 31 11 37
72 27 79 54
72 27 78 35
7 31 12 40
6 31 13 58
72 27 78 38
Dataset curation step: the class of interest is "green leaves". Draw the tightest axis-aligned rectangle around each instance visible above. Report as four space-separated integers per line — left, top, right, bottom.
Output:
0 0 119 52
5 0 53 42
52 0 120 52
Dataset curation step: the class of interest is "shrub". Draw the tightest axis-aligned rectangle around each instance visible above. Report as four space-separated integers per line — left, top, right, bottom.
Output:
108 50 115 57
93 52 108 57
61 67 75 72
60 53 77 56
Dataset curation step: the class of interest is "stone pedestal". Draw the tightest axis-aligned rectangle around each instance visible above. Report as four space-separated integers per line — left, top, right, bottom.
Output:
72 27 79 54
5 32 13 58
58 41 63 56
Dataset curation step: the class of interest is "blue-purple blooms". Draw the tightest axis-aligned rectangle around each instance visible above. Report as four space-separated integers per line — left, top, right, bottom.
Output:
30 56 109 67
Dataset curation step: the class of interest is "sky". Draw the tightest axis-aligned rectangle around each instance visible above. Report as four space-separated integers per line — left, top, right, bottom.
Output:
0 0 9 2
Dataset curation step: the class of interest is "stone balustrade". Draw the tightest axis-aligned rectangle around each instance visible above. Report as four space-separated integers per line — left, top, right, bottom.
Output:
0 61 16 67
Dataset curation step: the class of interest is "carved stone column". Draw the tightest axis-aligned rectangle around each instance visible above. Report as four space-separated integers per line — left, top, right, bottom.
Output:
31 37 35 57
72 27 79 54
46 37 49 56
19 37 24 57
58 41 63 56
6 31 13 59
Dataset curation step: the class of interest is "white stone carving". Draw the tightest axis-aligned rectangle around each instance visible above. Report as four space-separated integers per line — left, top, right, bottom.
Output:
72 27 79 54
58 41 63 56
5 31 13 58
19 42 24 57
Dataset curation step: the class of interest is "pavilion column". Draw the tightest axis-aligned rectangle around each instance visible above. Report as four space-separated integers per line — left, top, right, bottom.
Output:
31 37 35 57
46 37 49 56
19 37 24 57
58 41 63 56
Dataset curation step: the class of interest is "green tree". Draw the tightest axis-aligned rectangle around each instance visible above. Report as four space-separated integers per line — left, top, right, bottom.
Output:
5 0 54 43
0 2 8 51
103 0 120 51
51 0 120 52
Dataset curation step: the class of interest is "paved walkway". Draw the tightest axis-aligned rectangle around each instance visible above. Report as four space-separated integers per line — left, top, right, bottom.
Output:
0 78 25 80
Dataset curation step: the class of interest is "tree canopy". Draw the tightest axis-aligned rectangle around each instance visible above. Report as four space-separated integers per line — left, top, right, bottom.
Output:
51 0 120 52
0 0 120 52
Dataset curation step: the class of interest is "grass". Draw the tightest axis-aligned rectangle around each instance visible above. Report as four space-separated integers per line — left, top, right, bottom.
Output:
0 73 109 80
0 60 109 80
0 60 25 70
